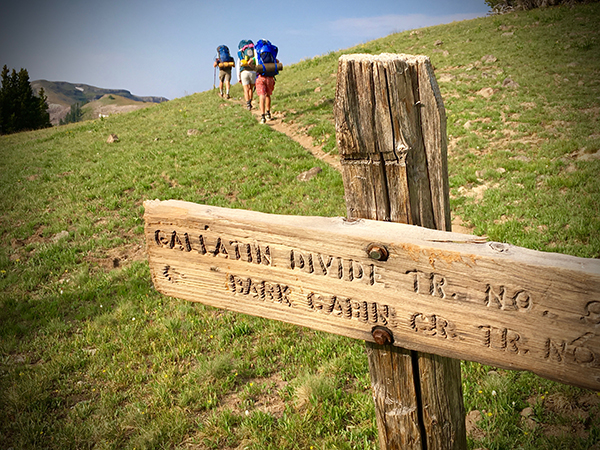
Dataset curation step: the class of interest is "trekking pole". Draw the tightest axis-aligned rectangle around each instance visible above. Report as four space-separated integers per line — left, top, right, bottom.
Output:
213 52 218 91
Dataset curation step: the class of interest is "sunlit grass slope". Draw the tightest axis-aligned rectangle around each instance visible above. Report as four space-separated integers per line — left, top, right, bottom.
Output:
1 3 599 449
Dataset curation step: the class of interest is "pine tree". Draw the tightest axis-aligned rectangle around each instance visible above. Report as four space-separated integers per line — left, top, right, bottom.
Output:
60 102 84 125
0 65 51 134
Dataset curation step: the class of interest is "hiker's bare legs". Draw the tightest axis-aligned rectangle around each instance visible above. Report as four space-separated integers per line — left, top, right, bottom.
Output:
260 95 271 114
259 95 266 115
244 84 254 102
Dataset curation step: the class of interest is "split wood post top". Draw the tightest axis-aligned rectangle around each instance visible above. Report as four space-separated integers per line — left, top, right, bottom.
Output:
335 53 466 450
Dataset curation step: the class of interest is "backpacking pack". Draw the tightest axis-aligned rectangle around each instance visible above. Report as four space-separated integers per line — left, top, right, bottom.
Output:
255 39 279 76
216 45 234 63
238 40 255 61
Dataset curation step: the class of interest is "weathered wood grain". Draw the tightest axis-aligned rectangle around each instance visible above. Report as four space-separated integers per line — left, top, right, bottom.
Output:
367 344 422 449
144 200 600 391
335 53 465 449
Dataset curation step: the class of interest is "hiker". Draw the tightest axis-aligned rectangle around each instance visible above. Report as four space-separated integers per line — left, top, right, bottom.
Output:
214 45 234 99
237 40 257 110
254 39 279 124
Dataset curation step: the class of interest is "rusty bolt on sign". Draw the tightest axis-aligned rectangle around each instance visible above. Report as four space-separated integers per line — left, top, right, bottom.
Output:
372 326 394 345
367 243 389 261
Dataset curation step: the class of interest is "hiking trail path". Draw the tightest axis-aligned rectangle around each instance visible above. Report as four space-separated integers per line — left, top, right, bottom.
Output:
230 94 472 234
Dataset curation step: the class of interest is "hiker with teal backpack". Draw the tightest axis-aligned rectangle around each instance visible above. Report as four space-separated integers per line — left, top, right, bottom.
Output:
254 39 280 123
214 45 234 99
237 40 257 110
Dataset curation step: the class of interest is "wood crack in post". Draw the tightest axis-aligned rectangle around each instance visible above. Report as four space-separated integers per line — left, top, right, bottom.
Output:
379 60 398 223
413 62 438 231
411 350 428 450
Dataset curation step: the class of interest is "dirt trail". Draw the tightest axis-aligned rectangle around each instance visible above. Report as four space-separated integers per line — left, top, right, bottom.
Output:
229 95 473 234
230 95 341 171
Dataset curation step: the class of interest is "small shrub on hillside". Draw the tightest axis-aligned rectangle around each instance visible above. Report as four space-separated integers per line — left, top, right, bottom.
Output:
486 0 598 14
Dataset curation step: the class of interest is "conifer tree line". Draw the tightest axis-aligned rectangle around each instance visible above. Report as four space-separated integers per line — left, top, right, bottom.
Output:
0 65 51 135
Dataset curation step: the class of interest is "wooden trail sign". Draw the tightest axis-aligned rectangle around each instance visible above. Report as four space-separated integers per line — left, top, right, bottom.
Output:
144 199 600 391
145 53 599 450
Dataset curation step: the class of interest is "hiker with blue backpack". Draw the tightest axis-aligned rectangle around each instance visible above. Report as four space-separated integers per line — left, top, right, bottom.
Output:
254 39 280 124
214 45 235 99
237 40 257 110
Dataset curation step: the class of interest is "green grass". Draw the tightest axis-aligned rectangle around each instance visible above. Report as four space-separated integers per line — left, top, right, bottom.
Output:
2 3 600 449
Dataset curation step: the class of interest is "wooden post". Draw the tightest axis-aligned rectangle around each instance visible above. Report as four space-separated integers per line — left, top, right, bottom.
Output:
334 53 467 449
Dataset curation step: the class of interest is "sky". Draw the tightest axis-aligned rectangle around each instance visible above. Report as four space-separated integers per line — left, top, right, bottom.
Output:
0 0 489 101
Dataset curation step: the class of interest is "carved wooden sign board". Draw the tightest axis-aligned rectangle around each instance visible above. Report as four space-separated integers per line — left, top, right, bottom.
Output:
144 199 600 391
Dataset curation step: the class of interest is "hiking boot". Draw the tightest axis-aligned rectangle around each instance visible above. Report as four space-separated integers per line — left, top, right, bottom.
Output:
260 115 266 124
246 101 252 110
226 94 231 99
266 111 271 120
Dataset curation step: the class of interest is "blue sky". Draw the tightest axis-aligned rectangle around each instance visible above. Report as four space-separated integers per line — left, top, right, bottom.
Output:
0 0 489 100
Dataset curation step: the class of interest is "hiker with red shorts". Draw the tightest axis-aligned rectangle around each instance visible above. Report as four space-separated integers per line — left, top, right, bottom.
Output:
254 40 280 124
256 75 275 123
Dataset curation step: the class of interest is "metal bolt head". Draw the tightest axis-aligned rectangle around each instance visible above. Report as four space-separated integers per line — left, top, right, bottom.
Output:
367 244 389 261
372 326 394 346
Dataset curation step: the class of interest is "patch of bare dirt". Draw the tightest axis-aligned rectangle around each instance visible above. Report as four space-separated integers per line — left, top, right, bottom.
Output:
457 182 500 202
466 409 486 440
566 147 600 161
220 373 287 418
452 215 475 234
522 392 600 441
8 222 145 276
83 242 146 272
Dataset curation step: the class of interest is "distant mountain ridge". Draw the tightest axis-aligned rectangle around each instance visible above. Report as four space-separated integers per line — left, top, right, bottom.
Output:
31 80 169 125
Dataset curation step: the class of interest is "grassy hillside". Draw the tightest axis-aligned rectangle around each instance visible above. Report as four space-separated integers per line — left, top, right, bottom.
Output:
1 3 599 449
31 80 169 107
31 80 169 125
81 94 157 121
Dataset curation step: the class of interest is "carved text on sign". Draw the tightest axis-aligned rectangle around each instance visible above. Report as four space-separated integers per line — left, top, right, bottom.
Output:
408 270 448 298
485 285 532 312
159 257 600 377
410 313 458 339
152 228 546 319
479 325 528 354
307 292 393 326
545 334 598 366
291 249 378 285
154 229 272 265
227 274 292 306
